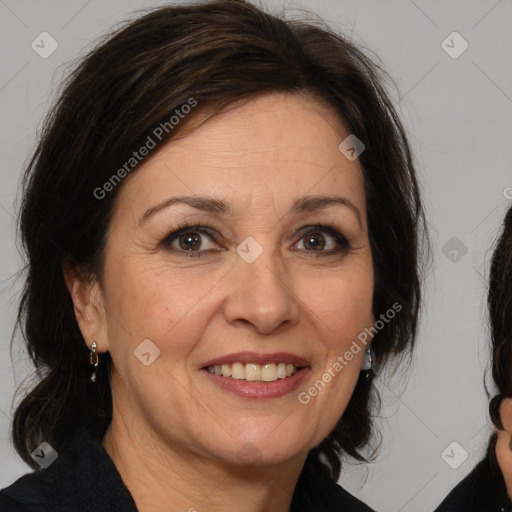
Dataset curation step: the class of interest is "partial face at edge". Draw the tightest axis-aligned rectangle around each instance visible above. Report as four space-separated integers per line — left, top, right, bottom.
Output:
87 92 375 466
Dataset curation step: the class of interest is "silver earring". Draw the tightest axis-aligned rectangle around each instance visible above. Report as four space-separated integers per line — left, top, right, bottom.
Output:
89 341 98 382
361 348 374 376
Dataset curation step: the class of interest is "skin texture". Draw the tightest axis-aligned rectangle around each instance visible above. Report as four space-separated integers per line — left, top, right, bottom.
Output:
496 398 512 498
65 92 375 512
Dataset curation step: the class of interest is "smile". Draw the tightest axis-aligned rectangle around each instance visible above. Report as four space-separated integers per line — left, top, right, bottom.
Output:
201 352 310 399
206 362 300 382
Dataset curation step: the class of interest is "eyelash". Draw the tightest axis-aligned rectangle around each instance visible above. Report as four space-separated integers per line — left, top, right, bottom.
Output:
159 222 351 258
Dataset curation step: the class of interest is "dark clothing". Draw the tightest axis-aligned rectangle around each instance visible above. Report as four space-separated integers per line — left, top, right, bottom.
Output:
0 428 375 511
434 436 511 512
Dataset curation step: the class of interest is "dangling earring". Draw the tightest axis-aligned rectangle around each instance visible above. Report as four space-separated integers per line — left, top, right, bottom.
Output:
361 348 374 379
89 341 99 382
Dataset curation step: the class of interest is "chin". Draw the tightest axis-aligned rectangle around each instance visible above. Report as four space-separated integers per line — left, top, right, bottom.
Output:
208 431 313 468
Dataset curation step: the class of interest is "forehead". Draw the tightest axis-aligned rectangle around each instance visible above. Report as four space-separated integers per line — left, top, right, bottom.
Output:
116 92 366 220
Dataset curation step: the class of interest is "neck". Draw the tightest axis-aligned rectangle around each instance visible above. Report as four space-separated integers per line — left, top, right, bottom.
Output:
102 414 307 512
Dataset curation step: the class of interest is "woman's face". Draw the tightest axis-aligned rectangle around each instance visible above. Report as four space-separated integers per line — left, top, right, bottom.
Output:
90 92 374 466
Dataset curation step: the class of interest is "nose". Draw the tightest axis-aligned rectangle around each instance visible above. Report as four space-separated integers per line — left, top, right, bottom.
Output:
223 249 301 335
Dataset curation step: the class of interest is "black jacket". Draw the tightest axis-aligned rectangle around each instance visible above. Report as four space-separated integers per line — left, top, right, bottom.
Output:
434 436 511 512
0 428 375 511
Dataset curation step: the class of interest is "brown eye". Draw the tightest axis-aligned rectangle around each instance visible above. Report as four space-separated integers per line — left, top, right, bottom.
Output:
294 225 350 255
178 232 203 251
161 224 221 256
303 232 326 251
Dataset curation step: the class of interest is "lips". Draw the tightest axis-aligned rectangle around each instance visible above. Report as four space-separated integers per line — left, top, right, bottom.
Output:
201 351 311 399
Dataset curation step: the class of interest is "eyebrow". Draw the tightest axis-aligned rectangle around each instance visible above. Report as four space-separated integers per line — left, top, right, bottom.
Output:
139 194 363 227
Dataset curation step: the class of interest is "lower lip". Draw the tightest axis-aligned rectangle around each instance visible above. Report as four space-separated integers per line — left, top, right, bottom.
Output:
202 368 309 399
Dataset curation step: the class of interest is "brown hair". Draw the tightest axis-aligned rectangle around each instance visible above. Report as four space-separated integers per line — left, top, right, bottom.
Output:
12 0 427 480
489 205 512 429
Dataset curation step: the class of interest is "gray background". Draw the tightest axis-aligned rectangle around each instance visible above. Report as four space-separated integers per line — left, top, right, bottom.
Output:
1 1 511 510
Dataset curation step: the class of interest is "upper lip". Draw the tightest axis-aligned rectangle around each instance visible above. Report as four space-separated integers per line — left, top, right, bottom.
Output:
201 351 310 368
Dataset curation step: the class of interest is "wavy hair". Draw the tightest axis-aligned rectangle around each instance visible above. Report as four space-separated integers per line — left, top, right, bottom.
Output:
489 206 512 429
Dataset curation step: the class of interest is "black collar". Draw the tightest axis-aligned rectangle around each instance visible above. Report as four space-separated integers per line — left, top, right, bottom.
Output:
1 427 374 512
434 434 512 512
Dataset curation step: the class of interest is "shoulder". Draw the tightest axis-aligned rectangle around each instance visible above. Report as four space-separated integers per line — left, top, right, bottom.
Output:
434 442 511 512
0 469 48 511
329 483 376 512
0 494 26 512
0 427 137 512
0 491 33 512
291 455 375 512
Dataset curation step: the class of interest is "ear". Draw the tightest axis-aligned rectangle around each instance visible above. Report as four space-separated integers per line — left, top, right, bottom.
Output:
63 260 109 352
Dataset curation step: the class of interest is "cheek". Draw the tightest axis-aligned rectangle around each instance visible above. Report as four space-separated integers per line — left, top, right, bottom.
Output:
295 270 373 445
301 269 374 345
102 256 218 354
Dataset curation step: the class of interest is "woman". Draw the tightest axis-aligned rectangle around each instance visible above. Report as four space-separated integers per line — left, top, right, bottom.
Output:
435 205 512 511
0 1 427 511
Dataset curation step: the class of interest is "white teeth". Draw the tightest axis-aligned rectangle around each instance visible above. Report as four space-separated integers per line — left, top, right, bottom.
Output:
206 362 301 381
231 362 245 380
261 363 277 382
245 363 261 381
221 364 232 377
277 362 287 379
